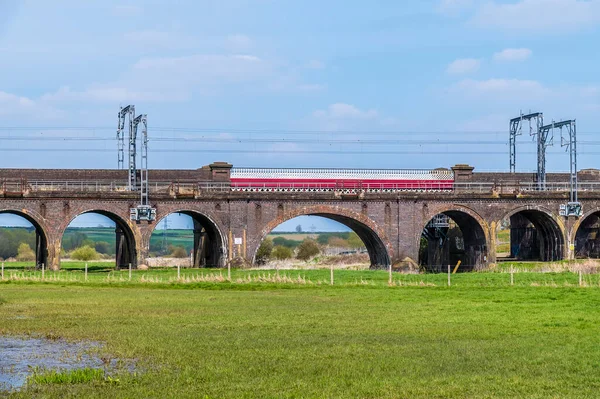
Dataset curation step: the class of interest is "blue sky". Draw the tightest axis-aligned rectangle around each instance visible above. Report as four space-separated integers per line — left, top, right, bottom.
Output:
1 0 599 229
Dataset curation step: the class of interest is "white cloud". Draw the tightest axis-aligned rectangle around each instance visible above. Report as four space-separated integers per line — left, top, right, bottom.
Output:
38 51 324 105
0 91 64 119
446 58 481 74
437 0 475 16
41 85 180 103
306 60 325 69
131 54 272 91
123 30 179 47
581 86 600 97
226 34 253 50
313 103 378 120
296 83 326 92
113 5 142 17
0 91 35 110
310 103 390 131
493 48 532 62
471 0 600 33
451 78 549 97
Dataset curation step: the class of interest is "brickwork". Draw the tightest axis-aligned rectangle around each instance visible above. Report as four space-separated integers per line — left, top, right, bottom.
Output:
3 165 600 269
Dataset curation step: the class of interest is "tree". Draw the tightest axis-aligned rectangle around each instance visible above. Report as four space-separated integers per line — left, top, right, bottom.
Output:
328 236 349 248
256 238 273 264
16 243 35 262
95 241 111 254
317 232 349 245
347 232 364 249
296 238 320 261
171 246 188 258
62 231 88 251
273 237 300 249
295 224 303 233
71 245 99 261
272 245 293 260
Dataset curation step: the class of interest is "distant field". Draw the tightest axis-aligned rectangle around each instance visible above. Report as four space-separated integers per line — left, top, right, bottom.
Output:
64 227 195 253
267 232 317 241
148 229 194 252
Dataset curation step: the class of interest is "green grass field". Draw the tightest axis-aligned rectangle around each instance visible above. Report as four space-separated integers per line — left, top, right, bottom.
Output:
2 268 600 398
496 229 510 254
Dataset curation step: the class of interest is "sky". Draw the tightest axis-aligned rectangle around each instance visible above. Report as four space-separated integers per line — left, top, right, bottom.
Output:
1 0 600 229
0 211 351 232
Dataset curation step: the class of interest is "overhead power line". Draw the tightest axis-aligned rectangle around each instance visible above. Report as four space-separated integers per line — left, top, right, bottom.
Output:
0 148 599 155
1 126 599 136
4 134 600 146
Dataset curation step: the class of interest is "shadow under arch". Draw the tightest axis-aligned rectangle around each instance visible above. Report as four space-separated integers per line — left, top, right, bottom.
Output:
0 209 48 268
499 206 565 262
152 210 226 268
256 208 391 268
62 210 137 268
573 209 600 258
419 209 488 271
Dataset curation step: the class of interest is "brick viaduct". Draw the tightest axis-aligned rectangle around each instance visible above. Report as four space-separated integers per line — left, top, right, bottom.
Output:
2 163 600 270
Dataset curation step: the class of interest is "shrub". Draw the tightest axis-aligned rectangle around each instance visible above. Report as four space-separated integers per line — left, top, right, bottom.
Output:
347 232 364 249
94 241 111 254
272 237 300 249
16 243 36 262
317 232 350 245
327 237 349 248
256 238 273 264
71 245 99 261
272 245 293 260
171 246 188 258
296 239 320 261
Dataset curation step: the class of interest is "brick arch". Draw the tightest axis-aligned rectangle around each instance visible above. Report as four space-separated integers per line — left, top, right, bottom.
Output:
418 204 490 269
570 207 600 258
148 209 228 267
59 207 139 268
0 207 50 269
570 206 600 243
254 204 392 268
497 205 566 261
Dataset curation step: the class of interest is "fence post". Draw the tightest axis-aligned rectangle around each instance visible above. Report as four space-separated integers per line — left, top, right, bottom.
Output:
388 263 392 285
41 263 45 281
510 266 514 286
447 265 451 287
177 264 181 280
330 264 334 286
129 263 132 281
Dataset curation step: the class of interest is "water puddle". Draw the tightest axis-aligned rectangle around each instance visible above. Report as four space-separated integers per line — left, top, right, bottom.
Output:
0 336 113 392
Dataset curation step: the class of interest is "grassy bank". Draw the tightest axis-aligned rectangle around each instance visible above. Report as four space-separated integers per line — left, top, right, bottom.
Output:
2 269 600 398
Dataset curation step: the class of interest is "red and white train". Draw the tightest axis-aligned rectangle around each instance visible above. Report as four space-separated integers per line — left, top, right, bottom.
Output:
230 167 454 192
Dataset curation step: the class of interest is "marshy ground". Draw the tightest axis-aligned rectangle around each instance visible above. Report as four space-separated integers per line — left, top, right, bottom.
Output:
2 264 600 398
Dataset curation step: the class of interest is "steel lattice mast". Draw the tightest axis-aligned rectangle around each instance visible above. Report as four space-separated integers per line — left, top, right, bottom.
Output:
509 112 543 173
117 105 135 171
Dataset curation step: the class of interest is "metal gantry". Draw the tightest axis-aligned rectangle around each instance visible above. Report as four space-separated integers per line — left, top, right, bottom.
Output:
117 105 135 170
509 112 543 173
557 120 581 216
118 105 156 222
536 122 554 190
139 114 149 207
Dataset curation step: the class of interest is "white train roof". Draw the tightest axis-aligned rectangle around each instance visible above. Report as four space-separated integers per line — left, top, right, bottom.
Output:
231 167 454 180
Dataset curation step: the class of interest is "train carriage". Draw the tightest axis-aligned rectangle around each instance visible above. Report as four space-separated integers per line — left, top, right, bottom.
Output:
230 167 454 192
